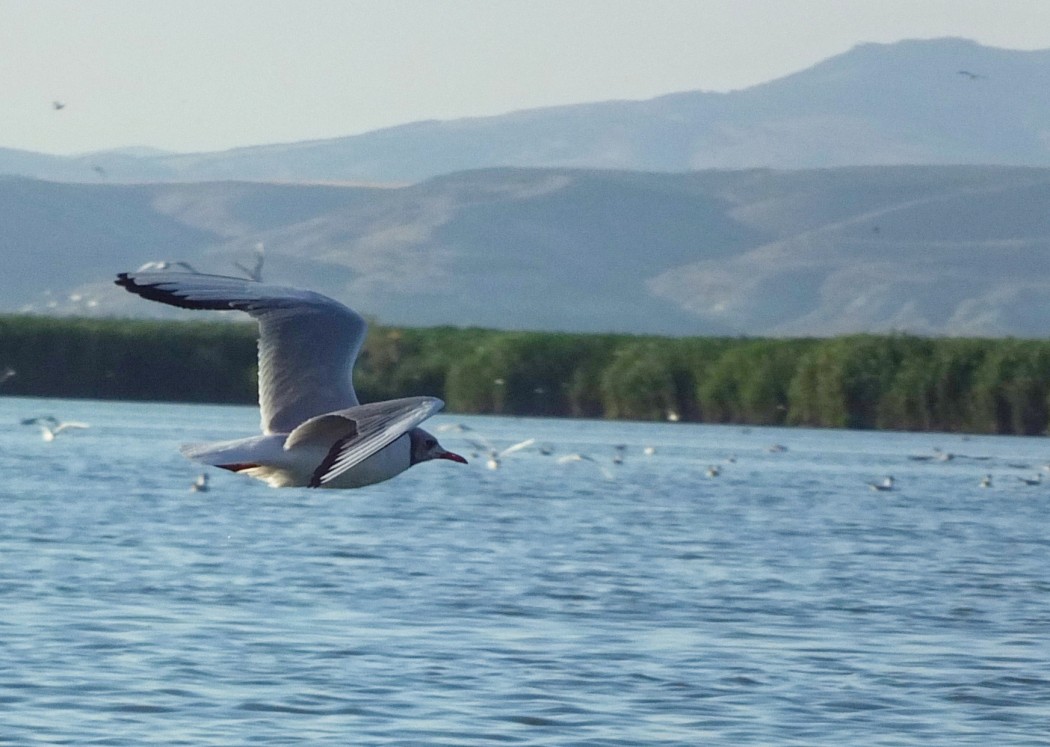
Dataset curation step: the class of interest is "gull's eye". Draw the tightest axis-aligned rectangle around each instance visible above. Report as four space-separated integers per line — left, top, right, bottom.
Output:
425 438 437 449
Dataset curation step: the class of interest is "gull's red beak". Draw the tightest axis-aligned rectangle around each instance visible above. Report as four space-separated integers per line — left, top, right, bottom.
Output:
440 449 468 464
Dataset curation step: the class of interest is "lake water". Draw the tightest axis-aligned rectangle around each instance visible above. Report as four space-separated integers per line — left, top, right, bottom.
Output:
2 396 1049 745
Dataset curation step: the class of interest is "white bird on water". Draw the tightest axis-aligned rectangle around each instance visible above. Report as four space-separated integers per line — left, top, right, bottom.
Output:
115 272 467 488
21 416 89 442
868 475 895 492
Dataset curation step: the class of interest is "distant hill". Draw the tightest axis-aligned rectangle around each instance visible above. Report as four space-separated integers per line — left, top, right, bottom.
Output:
7 164 1050 338
3 38 1050 184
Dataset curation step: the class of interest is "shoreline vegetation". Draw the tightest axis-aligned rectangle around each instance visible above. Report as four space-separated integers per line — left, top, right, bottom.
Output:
2 314 1050 435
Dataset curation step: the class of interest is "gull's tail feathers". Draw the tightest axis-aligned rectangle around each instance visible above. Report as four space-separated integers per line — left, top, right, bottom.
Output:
179 434 294 484
181 435 307 488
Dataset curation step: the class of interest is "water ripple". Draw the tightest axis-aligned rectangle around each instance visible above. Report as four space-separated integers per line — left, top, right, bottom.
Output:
2 400 1050 744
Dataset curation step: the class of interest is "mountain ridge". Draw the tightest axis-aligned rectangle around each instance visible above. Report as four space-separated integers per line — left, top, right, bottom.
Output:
4 37 1050 183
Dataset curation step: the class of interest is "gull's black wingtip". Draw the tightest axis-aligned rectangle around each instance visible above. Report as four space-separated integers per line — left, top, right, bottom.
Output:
116 272 156 298
113 272 233 311
115 271 182 306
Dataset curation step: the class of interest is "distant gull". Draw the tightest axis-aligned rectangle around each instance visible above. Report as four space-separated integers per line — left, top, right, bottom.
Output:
1018 473 1042 486
234 243 266 282
979 474 992 489
436 423 475 434
190 473 210 492
909 447 953 462
52 100 65 110
557 452 615 479
448 425 536 469
21 416 89 442
135 260 201 274
557 453 594 465
868 475 895 492
957 70 983 80
115 271 466 488
478 438 536 470
705 465 721 478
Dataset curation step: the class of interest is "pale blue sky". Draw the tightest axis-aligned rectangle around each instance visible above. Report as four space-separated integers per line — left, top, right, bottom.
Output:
3 0 1050 155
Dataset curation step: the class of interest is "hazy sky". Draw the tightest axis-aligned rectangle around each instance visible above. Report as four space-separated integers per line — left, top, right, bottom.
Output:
4 0 1050 155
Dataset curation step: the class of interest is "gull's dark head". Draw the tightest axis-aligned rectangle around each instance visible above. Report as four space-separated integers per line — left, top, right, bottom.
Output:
409 428 467 466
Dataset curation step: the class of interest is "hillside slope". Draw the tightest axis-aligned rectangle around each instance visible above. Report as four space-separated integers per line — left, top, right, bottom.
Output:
7 165 1050 337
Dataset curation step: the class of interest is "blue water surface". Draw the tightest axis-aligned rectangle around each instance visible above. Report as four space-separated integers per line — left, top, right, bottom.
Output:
1 396 1049 745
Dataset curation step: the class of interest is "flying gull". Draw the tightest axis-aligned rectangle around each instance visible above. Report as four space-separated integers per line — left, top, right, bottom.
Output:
21 416 89 442
115 271 466 488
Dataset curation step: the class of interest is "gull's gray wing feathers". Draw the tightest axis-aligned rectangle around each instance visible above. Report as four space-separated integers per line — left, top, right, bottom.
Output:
285 396 445 487
21 416 58 427
116 272 366 433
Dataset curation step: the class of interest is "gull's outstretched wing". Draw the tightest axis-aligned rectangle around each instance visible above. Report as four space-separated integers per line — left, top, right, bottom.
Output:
116 272 366 433
499 438 536 458
283 397 445 487
53 421 89 433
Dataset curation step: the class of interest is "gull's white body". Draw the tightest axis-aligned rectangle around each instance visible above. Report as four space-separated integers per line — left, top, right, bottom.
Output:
115 271 465 488
182 430 413 489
